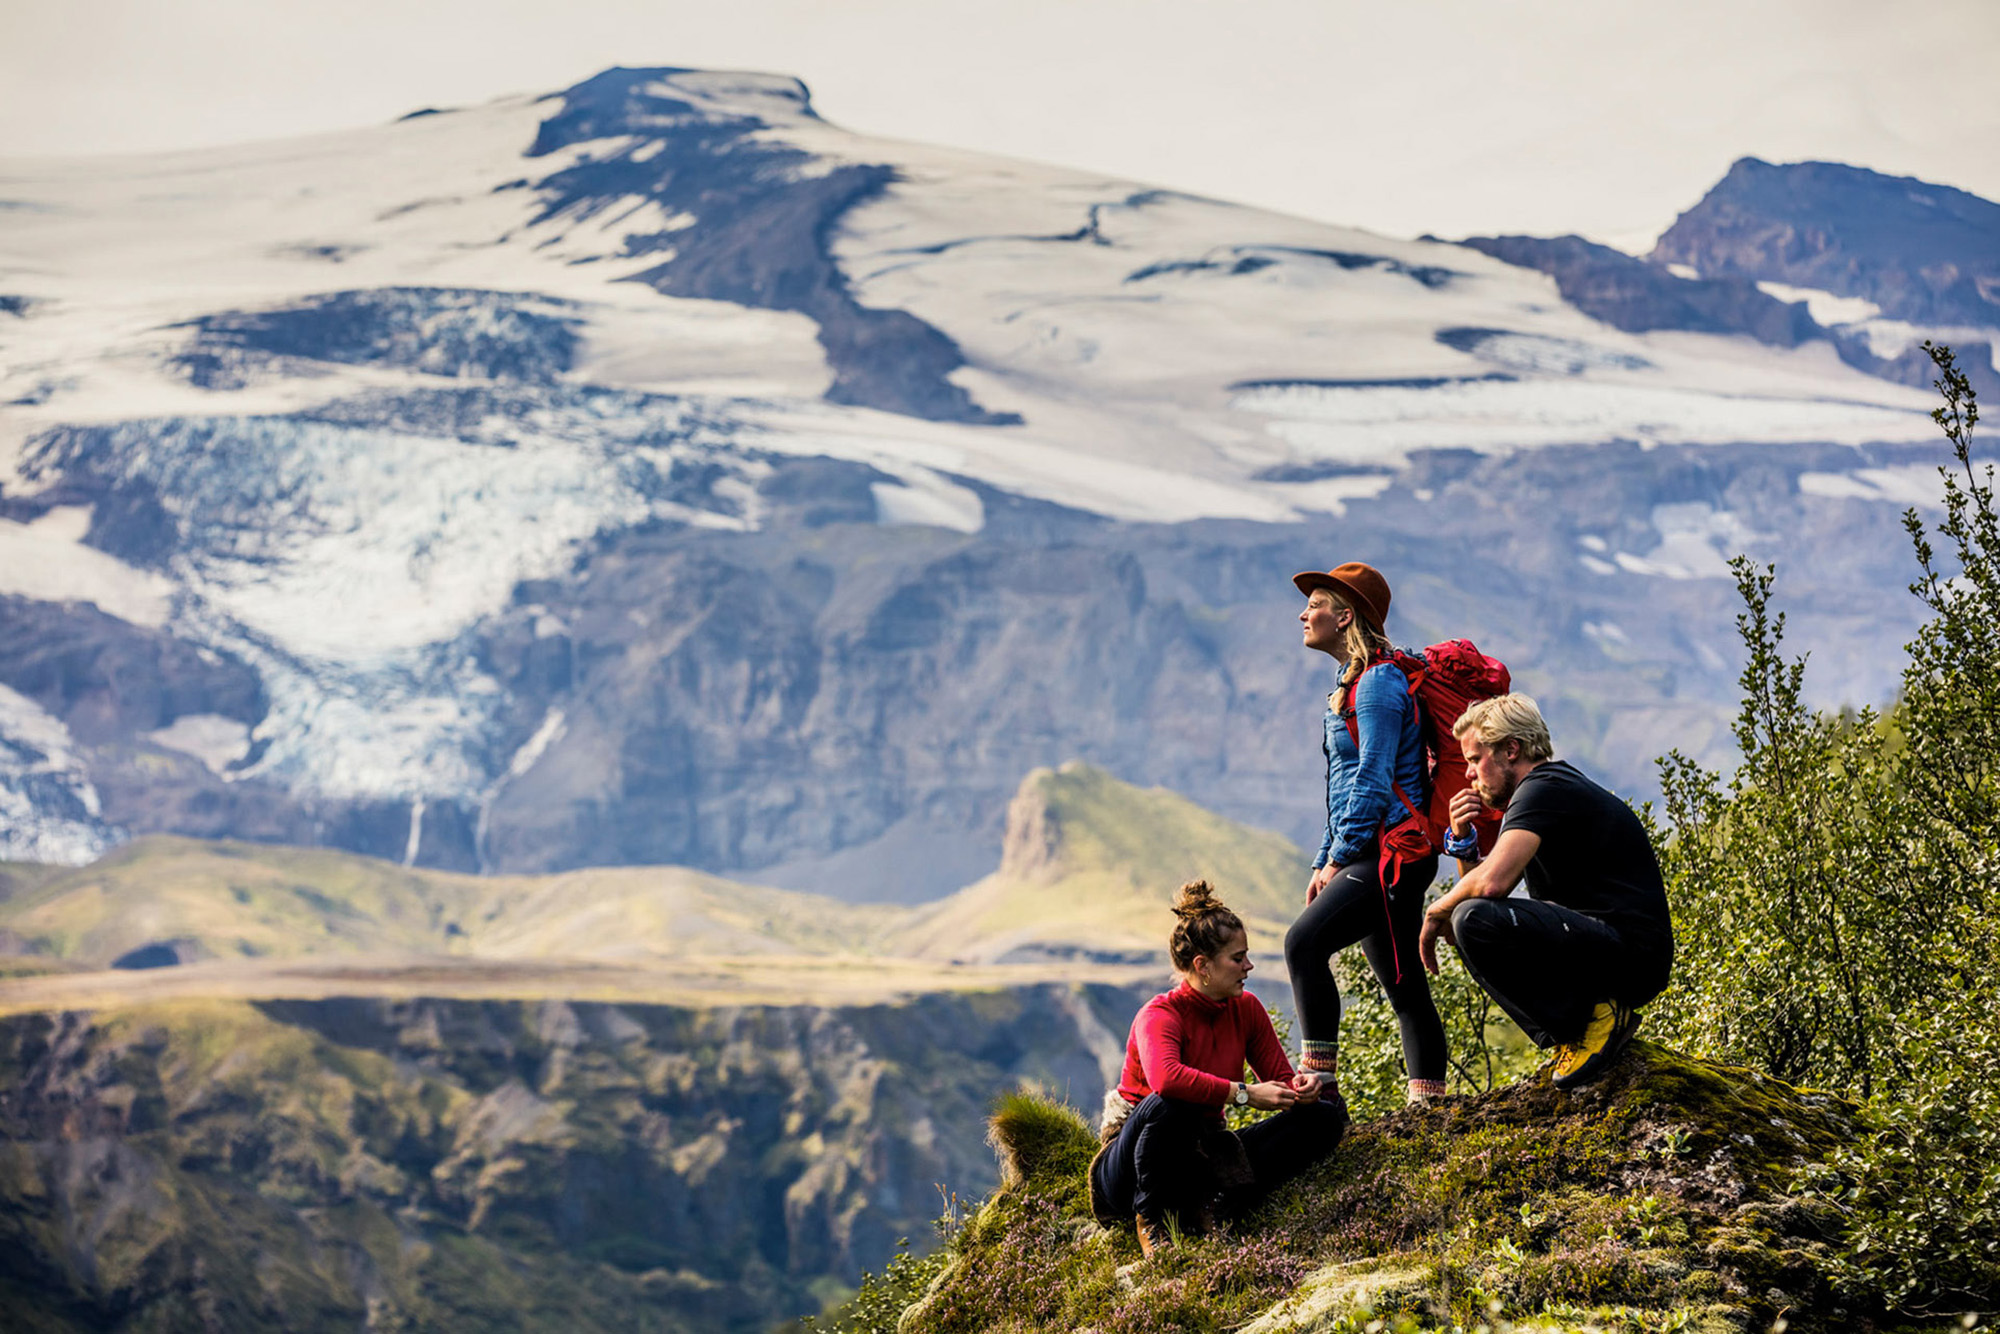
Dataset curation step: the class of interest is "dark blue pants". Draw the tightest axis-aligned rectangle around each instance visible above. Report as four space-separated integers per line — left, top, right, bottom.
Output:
1091 1093 1345 1223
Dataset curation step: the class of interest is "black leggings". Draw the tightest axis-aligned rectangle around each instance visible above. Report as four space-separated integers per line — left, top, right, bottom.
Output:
1284 854 1445 1082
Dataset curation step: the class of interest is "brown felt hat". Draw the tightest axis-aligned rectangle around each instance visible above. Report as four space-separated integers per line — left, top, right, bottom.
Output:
1292 561 1391 631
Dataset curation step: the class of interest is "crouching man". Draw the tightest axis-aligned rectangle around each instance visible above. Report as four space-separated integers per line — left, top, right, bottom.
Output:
1418 694 1674 1090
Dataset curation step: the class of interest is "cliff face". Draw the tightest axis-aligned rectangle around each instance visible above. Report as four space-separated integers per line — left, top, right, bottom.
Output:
0 983 1152 1332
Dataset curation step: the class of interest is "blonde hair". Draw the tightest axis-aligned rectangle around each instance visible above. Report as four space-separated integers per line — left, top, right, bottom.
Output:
1168 880 1244 972
1451 693 1555 763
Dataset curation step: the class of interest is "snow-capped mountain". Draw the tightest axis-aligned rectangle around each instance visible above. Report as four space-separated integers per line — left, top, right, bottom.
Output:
0 67 1987 894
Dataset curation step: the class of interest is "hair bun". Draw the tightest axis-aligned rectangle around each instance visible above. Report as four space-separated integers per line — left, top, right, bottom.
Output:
1172 878 1221 921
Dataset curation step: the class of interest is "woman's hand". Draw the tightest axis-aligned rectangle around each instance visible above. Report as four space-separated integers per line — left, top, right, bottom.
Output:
1288 1072 1322 1104
1306 863 1339 903
1247 1080 1298 1111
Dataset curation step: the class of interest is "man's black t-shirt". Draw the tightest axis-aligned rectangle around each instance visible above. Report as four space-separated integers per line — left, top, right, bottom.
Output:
1499 760 1674 958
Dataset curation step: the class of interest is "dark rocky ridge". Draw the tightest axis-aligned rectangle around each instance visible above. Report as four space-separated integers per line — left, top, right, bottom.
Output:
173 287 585 390
1457 233 1822 347
1459 223 2000 402
526 67 1019 425
1654 156 2000 329
0 595 264 745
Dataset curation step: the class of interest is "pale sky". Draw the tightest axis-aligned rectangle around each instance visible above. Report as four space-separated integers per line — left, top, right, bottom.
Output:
4 0 1997 249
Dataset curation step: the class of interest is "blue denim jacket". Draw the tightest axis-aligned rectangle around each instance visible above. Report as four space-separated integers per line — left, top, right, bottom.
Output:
1315 658 1426 869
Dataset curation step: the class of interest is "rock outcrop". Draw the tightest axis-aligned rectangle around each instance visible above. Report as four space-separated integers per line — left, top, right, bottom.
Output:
890 1042 1882 1334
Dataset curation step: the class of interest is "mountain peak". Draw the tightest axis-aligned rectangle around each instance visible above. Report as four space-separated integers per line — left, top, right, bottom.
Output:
904 763 1309 965
528 65 819 156
1652 157 2000 327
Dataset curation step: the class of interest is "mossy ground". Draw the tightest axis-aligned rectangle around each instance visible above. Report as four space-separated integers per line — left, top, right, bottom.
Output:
856 1042 1936 1334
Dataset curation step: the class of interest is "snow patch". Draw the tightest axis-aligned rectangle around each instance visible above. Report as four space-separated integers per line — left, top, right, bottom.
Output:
402 797 425 866
506 707 567 779
1266 473 1396 515
0 684 118 865
144 713 252 773
1756 281 1883 327
871 469 984 532
1611 503 1759 580
0 506 174 627
1235 379 1929 460
1798 464 1948 509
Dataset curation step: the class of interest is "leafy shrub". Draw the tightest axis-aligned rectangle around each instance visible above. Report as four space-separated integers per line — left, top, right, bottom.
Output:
798 1239 951 1334
1652 342 2000 1314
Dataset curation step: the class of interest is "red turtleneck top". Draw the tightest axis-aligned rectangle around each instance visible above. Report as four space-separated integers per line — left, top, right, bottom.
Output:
1115 982 1295 1121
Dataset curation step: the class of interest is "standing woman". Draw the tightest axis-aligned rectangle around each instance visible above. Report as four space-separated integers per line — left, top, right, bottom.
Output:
1090 880 1343 1254
1286 562 1448 1107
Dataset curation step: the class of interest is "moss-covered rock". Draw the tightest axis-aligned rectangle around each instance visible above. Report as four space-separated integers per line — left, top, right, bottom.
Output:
883 1043 1912 1334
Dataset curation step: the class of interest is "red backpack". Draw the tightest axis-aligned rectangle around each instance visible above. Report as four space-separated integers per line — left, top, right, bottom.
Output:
1341 639 1512 865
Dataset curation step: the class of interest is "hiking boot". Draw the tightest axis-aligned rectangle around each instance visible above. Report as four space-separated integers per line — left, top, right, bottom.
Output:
1552 1001 1640 1090
1135 1211 1172 1257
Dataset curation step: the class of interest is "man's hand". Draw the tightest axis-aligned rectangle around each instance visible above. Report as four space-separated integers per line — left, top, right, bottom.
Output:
1418 904 1455 976
1448 787 1485 839
1306 863 1338 903
1246 1080 1298 1111
1288 1072 1322 1104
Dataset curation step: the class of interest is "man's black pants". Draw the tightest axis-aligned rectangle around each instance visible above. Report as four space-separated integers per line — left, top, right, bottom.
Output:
1091 1093 1345 1223
1449 897 1670 1048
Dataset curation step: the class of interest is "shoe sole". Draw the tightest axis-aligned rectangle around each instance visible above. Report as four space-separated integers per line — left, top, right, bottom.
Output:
1552 1010 1640 1091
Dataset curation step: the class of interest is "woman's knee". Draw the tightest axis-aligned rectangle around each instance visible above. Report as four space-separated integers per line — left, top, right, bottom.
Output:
1382 975 1441 1019
1283 916 1324 972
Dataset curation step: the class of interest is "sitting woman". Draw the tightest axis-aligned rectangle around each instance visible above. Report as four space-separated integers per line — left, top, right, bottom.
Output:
1089 880 1346 1253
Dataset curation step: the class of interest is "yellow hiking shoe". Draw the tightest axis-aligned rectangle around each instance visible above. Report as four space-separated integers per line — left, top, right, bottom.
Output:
1551 1001 1639 1090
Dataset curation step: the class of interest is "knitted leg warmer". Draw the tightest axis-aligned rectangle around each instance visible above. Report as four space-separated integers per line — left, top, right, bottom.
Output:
1406 1078 1449 1105
1299 1040 1340 1098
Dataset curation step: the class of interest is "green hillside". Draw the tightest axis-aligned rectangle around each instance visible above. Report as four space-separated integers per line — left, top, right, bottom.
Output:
0 763 1309 983
891 762 1311 964
0 836 899 968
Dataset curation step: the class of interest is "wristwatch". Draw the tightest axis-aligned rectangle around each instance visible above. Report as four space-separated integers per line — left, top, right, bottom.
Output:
1232 1082 1250 1106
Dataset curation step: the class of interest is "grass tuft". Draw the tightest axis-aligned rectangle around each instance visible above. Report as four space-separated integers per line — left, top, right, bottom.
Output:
986 1086 1095 1191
